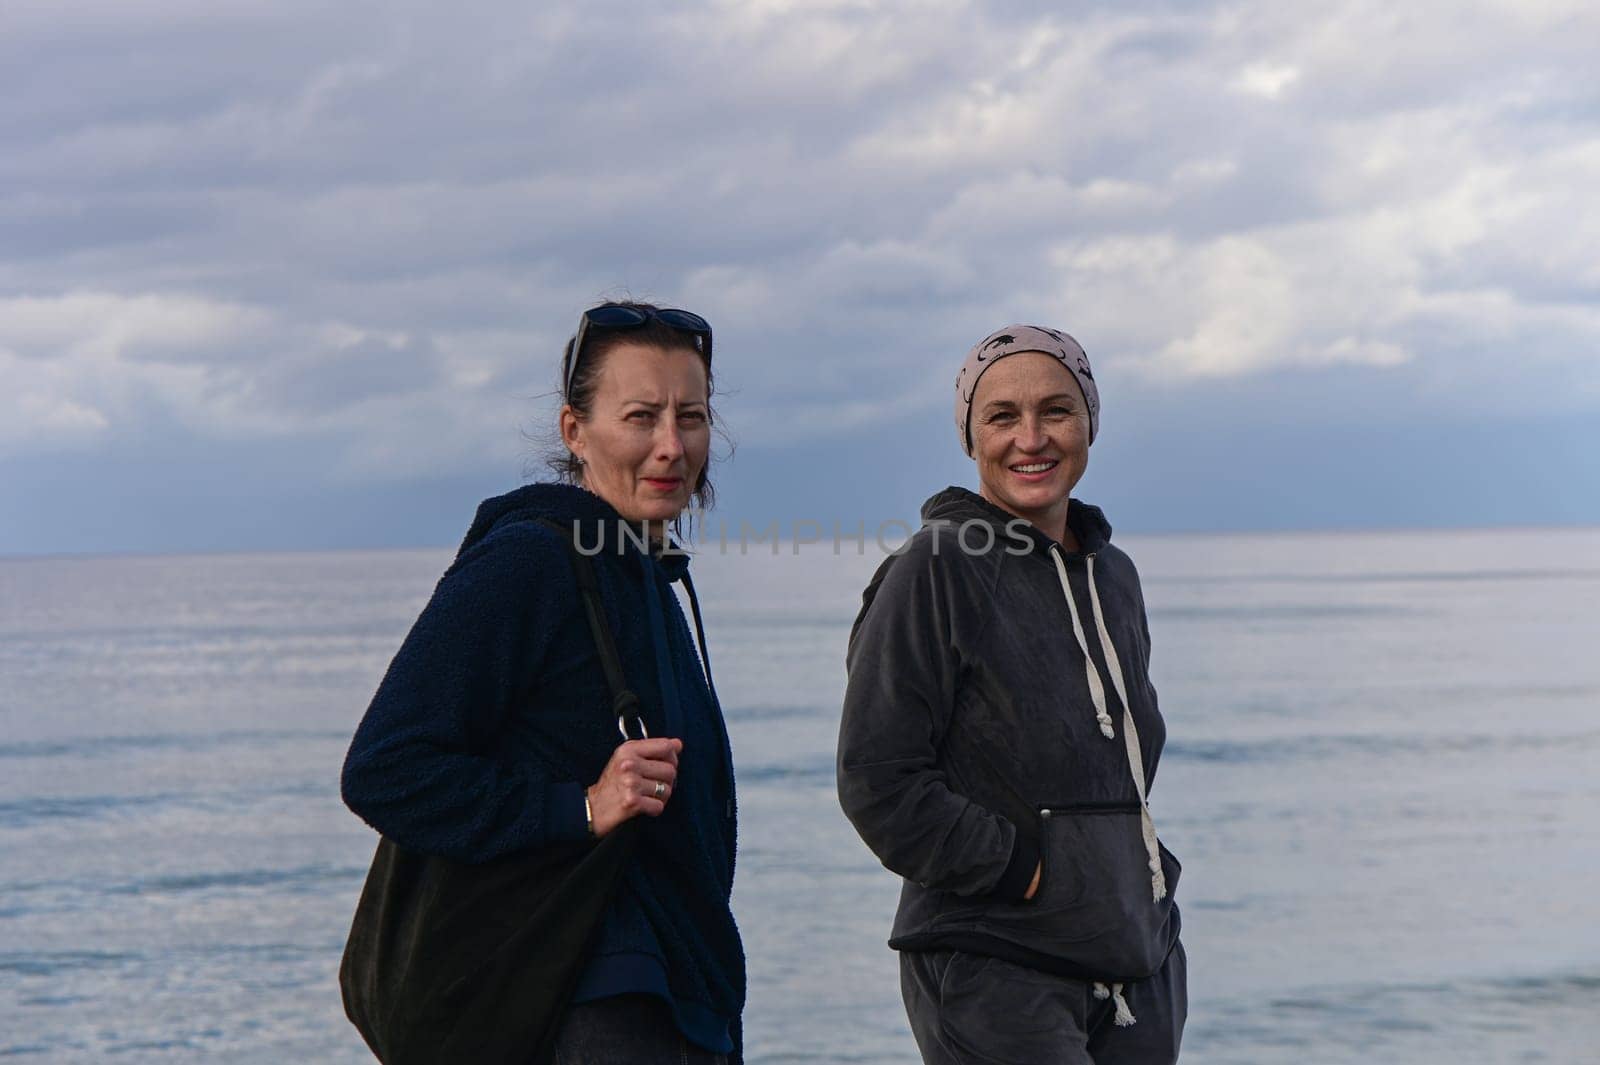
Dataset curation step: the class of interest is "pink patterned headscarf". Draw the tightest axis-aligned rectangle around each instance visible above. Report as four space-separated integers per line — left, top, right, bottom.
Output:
954 324 1099 456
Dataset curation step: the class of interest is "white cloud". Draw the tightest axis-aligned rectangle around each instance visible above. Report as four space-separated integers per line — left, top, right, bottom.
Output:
1233 62 1300 99
0 291 525 466
0 292 269 363
0 364 112 452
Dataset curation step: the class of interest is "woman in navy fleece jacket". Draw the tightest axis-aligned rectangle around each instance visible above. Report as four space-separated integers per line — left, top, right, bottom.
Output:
341 302 743 1063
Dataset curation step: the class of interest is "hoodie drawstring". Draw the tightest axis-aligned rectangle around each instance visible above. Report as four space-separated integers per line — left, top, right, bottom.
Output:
1053 549 1116 740
676 570 720 710
638 556 684 738
1093 982 1138 1027
1050 547 1169 906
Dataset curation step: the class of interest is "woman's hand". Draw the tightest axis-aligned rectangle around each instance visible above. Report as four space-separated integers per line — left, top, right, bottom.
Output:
586 737 683 837
1025 861 1042 900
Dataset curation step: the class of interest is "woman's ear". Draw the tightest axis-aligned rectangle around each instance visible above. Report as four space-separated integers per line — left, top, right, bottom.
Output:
559 404 583 463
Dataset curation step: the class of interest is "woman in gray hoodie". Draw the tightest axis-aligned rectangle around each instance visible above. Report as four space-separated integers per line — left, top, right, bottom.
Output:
837 325 1186 1064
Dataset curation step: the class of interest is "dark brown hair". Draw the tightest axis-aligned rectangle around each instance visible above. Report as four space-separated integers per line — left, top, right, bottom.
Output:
548 301 719 512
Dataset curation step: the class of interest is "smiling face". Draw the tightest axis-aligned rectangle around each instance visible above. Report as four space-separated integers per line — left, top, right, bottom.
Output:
560 341 711 527
970 351 1090 544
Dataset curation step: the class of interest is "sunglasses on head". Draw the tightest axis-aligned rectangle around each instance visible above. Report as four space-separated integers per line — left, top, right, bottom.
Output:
563 305 713 399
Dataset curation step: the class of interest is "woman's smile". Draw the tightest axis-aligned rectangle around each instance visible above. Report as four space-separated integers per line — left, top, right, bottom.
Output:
1008 459 1060 481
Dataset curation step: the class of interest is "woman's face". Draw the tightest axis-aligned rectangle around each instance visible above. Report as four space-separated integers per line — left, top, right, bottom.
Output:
561 342 711 526
970 352 1090 539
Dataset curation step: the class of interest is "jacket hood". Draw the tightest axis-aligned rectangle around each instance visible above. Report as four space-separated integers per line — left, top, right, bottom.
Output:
920 485 1113 555
457 482 692 579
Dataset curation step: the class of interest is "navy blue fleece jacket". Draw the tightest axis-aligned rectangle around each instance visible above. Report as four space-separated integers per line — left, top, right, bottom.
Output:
340 483 744 1054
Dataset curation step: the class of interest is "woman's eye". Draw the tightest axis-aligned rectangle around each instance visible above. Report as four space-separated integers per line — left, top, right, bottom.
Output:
988 411 1016 424
679 410 708 425
627 410 654 423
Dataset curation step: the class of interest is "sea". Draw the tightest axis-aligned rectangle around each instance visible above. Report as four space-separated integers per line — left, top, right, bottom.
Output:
2 527 1598 1063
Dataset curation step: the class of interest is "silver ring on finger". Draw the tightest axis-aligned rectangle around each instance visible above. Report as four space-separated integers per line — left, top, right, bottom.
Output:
653 780 667 800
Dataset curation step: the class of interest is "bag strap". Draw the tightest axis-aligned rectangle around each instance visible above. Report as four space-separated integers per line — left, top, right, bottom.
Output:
535 518 645 738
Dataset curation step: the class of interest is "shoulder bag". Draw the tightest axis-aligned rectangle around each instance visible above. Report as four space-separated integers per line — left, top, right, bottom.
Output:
339 519 644 1065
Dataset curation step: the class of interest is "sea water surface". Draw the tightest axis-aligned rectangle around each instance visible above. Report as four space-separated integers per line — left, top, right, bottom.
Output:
2 527 1598 1063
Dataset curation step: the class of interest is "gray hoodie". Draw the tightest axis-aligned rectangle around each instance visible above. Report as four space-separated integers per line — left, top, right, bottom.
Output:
837 487 1181 982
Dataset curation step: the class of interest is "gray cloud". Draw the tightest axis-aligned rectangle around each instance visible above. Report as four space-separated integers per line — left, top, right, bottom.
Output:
2 0 1597 485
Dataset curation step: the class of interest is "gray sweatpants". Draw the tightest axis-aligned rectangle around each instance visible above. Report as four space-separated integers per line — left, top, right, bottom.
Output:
900 943 1187 1065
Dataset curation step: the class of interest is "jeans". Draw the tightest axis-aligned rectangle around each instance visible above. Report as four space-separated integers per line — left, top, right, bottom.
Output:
552 993 730 1065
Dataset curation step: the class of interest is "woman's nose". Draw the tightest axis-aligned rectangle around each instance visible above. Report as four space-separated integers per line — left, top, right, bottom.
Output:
655 420 685 460
1017 415 1048 451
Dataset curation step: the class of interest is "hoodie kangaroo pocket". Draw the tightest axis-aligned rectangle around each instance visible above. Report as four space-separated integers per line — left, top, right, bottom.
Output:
972 801 1180 979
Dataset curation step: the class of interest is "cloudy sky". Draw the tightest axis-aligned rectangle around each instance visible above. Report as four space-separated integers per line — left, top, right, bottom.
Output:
3 0 1597 554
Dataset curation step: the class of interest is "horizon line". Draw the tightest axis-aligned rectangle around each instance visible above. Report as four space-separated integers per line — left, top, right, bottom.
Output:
5 517 1599 563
